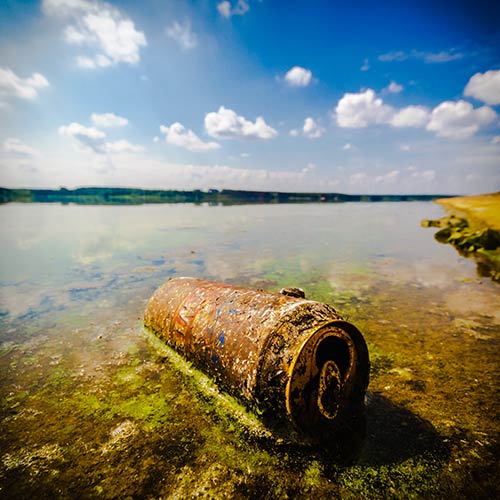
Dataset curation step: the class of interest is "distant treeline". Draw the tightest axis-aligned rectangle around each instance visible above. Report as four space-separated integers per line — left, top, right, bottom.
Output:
0 187 453 205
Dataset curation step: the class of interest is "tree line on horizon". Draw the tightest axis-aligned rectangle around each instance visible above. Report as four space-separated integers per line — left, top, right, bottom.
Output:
0 187 452 205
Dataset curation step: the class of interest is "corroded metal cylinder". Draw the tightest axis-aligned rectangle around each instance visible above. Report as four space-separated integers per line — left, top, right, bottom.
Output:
144 277 369 440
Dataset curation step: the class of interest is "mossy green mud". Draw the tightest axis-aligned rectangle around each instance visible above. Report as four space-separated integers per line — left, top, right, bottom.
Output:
1 265 499 500
422 193 500 281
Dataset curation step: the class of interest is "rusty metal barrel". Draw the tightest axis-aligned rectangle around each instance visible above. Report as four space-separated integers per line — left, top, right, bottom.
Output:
144 277 369 440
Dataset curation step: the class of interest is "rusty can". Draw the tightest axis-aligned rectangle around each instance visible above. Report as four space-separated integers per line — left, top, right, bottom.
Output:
144 277 369 441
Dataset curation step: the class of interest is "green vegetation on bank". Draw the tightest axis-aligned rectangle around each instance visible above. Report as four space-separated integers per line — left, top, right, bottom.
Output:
422 192 500 282
0 187 452 205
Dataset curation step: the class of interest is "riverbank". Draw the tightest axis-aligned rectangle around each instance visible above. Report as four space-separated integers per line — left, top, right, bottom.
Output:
422 192 500 282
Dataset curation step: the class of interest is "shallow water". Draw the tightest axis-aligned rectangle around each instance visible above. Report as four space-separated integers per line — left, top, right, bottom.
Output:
1 202 498 499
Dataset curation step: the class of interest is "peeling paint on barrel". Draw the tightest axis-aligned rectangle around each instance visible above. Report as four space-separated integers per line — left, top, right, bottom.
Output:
144 277 369 441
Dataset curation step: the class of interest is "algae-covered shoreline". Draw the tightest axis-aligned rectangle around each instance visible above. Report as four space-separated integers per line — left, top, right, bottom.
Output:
422 192 500 282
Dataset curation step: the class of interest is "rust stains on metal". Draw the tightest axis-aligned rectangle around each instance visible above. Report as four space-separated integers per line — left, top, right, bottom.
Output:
144 277 369 441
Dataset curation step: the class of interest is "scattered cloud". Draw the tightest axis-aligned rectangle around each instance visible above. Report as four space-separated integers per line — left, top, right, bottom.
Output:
58 122 106 140
302 117 325 138
400 144 411 151
284 66 313 87
412 49 463 63
205 106 278 140
153 136 160 143
302 162 316 174
386 81 403 93
335 89 393 128
0 67 49 102
491 136 500 145
91 112 128 127
464 69 500 105
360 59 370 71
217 0 249 18
102 140 144 153
42 0 147 68
3 138 40 158
166 19 197 50
76 55 112 69
378 51 408 62
426 100 497 139
240 152 251 158
336 89 495 139
375 169 399 184
410 169 435 182
58 121 106 153
160 122 221 152
59 119 145 157
378 49 463 64
350 172 368 184
342 143 354 150
390 105 430 128
289 129 299 137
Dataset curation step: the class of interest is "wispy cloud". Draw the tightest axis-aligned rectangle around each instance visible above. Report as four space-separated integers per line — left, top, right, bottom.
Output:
0 67 49 102
166 19 198 50
217 0 250 19
91 112 128 128
378 48 464 64
3 138 40 158
42 0 147 69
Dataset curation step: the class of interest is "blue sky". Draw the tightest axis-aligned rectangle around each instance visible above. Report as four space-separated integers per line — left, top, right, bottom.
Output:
1 0 499 194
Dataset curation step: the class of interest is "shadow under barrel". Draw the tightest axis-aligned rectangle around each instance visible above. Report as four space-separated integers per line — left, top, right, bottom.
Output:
144 277 369 443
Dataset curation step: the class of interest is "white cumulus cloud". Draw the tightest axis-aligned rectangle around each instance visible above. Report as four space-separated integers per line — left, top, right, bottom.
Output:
284 66 313 87
464 69 500 106
166 19 197 50
302 117 325 138
102 140 144 153
43 0 147 68
160 122 221 152
0 67 49 101
91 112 128 127
335 89 393 128
205 106 278 140
58 122 106 140
390 105 430 127
426 100 497 139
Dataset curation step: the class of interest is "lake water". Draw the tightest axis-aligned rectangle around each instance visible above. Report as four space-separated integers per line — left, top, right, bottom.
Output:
1 202 499 499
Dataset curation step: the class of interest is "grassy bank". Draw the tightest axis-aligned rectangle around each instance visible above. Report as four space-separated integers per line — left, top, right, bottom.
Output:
422 192 500 282
436 192 500 230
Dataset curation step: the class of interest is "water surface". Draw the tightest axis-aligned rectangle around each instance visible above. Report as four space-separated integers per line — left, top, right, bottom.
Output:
1 202 498 499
